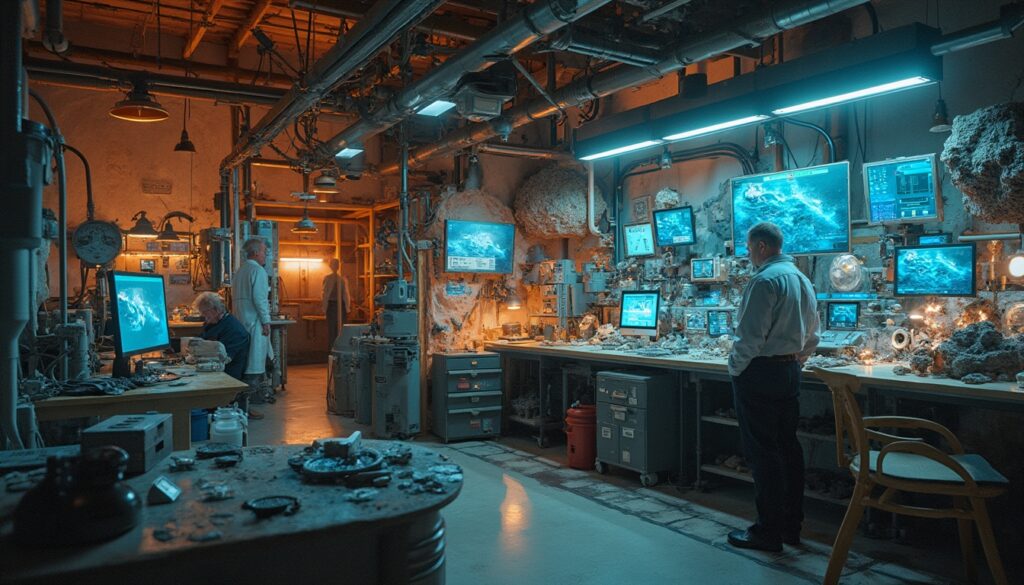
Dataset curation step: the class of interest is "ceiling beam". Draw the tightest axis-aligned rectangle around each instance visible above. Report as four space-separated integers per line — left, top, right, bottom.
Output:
184 0 227 59
231 0 276 57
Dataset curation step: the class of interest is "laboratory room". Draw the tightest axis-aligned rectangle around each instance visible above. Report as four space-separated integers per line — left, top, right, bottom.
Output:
3 0 1024 583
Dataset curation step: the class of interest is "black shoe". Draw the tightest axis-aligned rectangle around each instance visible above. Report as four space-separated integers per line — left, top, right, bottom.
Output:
782 531 801 546
728 529 783 552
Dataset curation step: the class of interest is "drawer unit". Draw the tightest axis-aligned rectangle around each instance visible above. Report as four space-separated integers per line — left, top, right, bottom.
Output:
595 371 678 486
432 352 503 443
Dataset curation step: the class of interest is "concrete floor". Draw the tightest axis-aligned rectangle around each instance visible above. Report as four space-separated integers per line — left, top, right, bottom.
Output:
246 365 979 585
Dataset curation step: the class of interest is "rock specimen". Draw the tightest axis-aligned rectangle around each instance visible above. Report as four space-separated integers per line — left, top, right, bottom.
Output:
961 373 993 385
514 164 605 238
941 102 1024 224
934 321 1024 380
654 187 682 210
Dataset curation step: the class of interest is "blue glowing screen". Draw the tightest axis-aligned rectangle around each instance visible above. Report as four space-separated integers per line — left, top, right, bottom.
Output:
653 206 695 246
111 272 170 356
445 219 515 274
620 291 660 330
827 302 860 330
894 244 976 297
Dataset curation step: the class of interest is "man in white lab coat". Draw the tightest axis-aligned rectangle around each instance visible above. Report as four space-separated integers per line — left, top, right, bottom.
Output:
233 237 275 417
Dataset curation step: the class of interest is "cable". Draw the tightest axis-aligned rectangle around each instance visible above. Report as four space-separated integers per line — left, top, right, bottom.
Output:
780 117 835 163
62 143 94 220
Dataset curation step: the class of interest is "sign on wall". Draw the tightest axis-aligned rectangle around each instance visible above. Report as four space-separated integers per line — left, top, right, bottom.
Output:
141 178 173 195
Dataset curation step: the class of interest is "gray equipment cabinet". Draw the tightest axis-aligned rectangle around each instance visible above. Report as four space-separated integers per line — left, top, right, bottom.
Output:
431 352 502 443
595 371 678 487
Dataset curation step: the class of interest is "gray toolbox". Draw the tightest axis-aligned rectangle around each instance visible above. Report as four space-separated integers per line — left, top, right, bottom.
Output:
81 413 172 475
595 371 678 486
431 352 502 442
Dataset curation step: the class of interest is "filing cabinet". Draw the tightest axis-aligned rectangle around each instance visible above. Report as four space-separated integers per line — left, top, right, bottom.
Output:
595 371 678 486
431 352 502 443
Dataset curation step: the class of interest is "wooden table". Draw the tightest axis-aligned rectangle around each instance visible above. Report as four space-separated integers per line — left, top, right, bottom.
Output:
32 371 248 450
0 442 461 585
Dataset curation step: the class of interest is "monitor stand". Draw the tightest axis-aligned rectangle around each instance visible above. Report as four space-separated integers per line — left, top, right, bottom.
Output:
112 356 133 378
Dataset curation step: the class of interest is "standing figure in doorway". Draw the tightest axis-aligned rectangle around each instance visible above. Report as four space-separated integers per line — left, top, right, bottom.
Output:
233 237 275 418
322 257 351 352
727 222 819 552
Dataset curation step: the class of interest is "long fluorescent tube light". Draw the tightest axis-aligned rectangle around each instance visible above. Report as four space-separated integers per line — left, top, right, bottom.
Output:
335 147 364 159
579 140 662 161
416 100 456 117
662 115 770 141
772 76 933 115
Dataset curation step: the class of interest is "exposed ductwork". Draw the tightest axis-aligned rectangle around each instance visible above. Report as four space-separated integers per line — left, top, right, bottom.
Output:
322 0 615 159
549 28 661 67
477 143 571 160
379 0 870 174
221 0 447 171
291 0 487 42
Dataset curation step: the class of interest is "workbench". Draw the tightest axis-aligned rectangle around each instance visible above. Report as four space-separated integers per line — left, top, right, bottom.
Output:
32 371 248 450
170 319 297 390
0 441 461 585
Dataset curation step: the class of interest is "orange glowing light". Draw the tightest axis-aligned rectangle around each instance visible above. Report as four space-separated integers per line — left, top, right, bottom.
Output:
499 474 531 553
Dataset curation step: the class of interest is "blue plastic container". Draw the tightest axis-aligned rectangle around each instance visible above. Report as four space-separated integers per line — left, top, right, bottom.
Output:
191 409 209 442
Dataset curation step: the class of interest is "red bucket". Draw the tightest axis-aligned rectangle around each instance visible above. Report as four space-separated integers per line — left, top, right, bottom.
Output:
565 404 597 470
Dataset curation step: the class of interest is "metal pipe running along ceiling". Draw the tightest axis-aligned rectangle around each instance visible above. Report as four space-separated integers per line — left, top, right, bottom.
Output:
221 0 446 171
323 0 614 157
379 0 869 174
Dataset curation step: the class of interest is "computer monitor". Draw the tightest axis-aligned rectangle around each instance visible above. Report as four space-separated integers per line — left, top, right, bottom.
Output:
653 206 695 247
691 258 724 282
108 271 171 377
444 219 515 274
864 154 942 225
707 310 732 337
917 233 952 245
623 223 656 258
619 290 660 337
683 309 706 332
826 302 860 330
893 243 976 297
731 161 851 257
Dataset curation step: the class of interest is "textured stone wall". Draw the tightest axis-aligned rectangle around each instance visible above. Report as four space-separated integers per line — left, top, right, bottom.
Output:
513 163 605 239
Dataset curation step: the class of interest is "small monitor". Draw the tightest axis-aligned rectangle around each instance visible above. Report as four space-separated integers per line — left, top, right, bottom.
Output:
731 161 851 257
623 223 655 258
917 233 952 245
893 243 976 297
684 309 707 332
864 154 943 225
619 290 660 337
108 271 171 376
826 302 860 330
653 206 696 247
707 310 732 337
691 258 724 282
139 259 156 272
695 289 722 307
444 219 515 274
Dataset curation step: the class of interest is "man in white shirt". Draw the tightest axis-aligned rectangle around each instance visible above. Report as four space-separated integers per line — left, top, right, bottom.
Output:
232 237 275 418
727 222 819 552
322 258 351 352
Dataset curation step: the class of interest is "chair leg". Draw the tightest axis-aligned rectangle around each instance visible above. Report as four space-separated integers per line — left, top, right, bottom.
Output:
825 482 869 585
955 497 977 584
970 497 1008 585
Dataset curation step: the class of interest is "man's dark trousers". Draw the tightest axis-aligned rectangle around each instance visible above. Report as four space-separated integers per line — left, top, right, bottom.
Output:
731 357 804 539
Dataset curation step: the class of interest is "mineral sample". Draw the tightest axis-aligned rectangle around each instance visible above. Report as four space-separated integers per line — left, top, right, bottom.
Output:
961 373 993 385
514 164 605 238
893 365 912 376
941 102 1024 224
909 348 934 375
935 321 1024 380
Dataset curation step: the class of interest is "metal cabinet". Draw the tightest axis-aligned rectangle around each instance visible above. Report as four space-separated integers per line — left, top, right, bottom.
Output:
431 352 502 443
595 371 678 487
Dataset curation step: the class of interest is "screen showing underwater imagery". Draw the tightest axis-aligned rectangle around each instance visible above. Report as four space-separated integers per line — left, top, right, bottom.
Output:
653 206 695 246
445 219 515 274
619 291 660 331
691 258 716 280
732 161 850 257
894 243 976 297
110 272 170 355
827 302 860 330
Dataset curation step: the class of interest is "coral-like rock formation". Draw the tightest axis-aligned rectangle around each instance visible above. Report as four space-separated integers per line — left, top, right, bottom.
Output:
934 321 1024 380
941 102 1024 224
654 187 682 210
513 164 604 239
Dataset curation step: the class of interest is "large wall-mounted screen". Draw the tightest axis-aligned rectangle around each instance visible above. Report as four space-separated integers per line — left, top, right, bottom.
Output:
653 206 695 246
864 154 942 225
444 219 516 274
893 243 976 297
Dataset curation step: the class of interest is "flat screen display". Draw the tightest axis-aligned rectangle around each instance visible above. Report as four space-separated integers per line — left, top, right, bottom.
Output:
893 243 976 297
623 223 655 257
691 258 718 281
731 161 851 257
707 310 731 337
917 233 952 245
619 290 660 335
684 309 706 331
864 154 942 224
826 302 860 330
653 206 695 246
444 219 515 274
109 271 170 357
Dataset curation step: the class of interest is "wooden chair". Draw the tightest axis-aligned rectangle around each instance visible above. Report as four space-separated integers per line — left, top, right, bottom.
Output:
811 367 1009 585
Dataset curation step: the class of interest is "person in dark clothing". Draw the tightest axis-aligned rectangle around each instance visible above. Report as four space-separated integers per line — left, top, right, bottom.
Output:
193 292 249 382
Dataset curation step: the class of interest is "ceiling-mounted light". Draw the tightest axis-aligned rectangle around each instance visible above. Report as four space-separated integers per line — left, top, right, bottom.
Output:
109 79 169 122
335 144 364 159
772 76 933 115
579 140 661 161
156 211 195 242
464 154 483 190
291 209 318 234
126 211 159 238
663 115 770 142
174 98 196 152
416 99 456 117
312 171 340 194
659 146 673 170
929 98 952 133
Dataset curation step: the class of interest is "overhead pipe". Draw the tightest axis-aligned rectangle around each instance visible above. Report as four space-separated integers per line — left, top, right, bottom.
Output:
476 143 570 159
222 0 446 171
549 28 661 67
587 162 600 236
323 0 615 158
382 0 869 173
931 2 1024 55
290 0 484 42
43 0 70 55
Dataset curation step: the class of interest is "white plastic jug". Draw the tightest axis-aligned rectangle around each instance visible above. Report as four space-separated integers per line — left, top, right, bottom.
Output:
209 407 248 446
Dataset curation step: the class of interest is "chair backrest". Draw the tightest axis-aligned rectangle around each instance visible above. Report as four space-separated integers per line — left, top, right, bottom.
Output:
811 368 870 482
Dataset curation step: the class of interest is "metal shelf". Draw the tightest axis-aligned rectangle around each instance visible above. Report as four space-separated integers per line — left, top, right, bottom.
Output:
700 415 836 443
699 464 848 506
507 414 562 431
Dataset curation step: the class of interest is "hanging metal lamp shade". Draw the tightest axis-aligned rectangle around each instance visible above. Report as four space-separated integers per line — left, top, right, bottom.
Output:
109 80 169 122
291 209 318 234
127 211 159 238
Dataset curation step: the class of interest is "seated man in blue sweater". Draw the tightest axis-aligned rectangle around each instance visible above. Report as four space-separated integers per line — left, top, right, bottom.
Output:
192 292 250 382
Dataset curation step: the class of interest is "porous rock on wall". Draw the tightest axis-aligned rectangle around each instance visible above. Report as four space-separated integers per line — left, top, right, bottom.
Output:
513 163 605 239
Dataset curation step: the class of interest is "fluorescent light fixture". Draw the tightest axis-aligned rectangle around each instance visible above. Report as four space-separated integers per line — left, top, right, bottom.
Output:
772 76 932 115
335 146 364 159
579 140 662 161
662 115 770 141
280 257 323 263
416 99 456 117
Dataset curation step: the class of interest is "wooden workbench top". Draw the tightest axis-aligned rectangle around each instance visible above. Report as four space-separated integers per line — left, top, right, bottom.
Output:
31 371 248 409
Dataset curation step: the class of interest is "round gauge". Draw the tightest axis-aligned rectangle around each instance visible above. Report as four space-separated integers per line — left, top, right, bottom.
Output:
72 220 123 265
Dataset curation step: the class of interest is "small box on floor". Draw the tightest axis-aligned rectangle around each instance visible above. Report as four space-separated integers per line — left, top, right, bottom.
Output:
82 414 172 475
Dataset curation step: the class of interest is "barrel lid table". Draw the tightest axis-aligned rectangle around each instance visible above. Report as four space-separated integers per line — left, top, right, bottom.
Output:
0 441 462 585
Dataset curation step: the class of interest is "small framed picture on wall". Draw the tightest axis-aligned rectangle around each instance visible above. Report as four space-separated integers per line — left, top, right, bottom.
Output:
632 195 652 222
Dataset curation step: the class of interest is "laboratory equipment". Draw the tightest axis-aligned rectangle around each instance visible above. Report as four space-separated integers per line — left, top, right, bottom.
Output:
328 324 371 416
893 243 976 297
828 253 866 292
818 302 865 352
107 271 171 378
82 414 173 474
691 257 726 282
72 220 123 265
623 223 656 258
863 153 942 224
653 206 696 246
619 291 660 338
707 310 732 337
444 219 515 274
369 279 421 438
731 161 851 256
